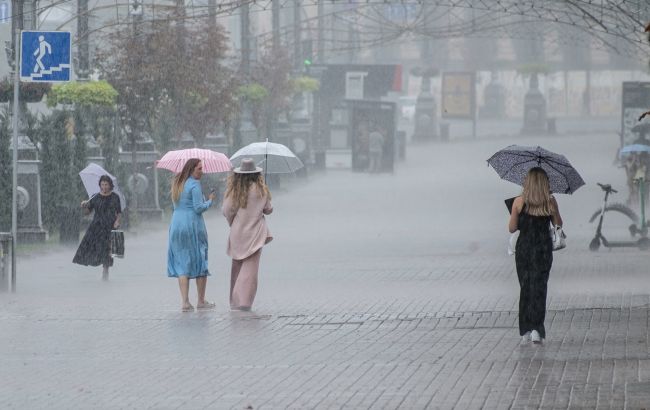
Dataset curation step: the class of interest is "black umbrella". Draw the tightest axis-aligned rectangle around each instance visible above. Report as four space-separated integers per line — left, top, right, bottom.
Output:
487 145 585 194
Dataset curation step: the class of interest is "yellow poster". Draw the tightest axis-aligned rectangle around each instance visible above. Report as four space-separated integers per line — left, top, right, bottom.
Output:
442 72 475 119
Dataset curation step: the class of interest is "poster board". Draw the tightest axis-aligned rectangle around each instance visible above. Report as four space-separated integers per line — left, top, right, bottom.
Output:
621 82 650 146
441 72 476 119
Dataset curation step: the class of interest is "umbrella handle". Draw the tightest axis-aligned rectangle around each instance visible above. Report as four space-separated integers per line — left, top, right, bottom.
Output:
264 138 268 182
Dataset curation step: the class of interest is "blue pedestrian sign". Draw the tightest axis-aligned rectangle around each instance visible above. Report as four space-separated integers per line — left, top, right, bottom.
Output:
20 31 71 82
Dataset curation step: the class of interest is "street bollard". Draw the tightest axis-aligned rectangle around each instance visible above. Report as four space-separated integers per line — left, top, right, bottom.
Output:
0 232 14 292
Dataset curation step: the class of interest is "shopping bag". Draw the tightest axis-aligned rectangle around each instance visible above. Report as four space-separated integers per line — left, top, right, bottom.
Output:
110 230 125 258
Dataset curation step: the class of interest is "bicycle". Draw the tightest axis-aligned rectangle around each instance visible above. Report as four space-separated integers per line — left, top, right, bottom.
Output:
588 180 650 251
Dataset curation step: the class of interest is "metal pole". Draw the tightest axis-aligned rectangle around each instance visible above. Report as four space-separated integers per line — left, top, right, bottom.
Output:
11 30 19 293
317 0 324 63
241 2 250 76
272 0 280 52
208 0 217 26
293 0 301 70
77 0 90 80
473 72 477 139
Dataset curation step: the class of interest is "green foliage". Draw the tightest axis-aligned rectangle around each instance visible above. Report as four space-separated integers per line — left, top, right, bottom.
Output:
516 63 551 77
291 76 320 94
0 109 11 231
246 47 294 137
97 19 238 151
186 91 209 109
47 81 118 107
72 134 88 201
39 111 75 230
0 79 51 103
237 83 270 102
46 81 119 173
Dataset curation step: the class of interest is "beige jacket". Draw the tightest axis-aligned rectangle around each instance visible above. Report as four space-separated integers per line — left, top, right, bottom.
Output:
222 188 273 260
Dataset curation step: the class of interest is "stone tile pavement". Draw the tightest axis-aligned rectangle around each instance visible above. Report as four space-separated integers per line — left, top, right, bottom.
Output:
1 131 650 409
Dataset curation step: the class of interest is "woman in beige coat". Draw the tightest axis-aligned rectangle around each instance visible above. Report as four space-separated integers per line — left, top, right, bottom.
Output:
222 158 273 311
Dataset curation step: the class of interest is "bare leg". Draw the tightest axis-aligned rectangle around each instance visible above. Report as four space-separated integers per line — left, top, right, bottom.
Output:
196 276 206 304
178 276 192 311
196 276 215 309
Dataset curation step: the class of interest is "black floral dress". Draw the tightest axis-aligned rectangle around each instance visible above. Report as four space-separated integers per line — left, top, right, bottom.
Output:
515 205 553 338
73 192 121 267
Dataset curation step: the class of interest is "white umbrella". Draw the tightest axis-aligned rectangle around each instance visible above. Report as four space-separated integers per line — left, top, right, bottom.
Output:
230 140 304 174
79 163 127 211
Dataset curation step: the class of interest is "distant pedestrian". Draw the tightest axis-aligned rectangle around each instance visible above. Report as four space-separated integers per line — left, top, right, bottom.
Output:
222 158 273 311
73 175 122 281
167 159 216 312
508 167 563 345
368 127 385 173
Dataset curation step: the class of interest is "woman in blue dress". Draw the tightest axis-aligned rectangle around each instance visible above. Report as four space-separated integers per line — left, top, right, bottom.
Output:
167 158 216 312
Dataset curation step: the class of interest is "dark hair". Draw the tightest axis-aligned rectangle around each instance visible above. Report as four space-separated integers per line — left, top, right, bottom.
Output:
99 175 114 190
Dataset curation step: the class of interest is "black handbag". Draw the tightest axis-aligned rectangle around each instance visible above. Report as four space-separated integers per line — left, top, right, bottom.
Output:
110 230 125 258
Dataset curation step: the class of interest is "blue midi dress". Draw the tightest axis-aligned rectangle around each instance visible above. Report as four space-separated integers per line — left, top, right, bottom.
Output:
167 177 213 278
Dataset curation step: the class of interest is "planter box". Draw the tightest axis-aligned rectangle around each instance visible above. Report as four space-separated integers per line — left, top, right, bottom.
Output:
0 81 51 103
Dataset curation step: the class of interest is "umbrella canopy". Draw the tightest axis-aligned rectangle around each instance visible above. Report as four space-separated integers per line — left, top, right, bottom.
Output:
487 145 585 194
230 141 304 174
79 163 127 211
156 148 232 173
620 144 650 157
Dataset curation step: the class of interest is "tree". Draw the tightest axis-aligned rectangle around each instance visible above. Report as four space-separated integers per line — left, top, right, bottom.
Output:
0 79 50 103
248 47 294 138
38 111 74 230
237 83 269 135
95 19 238 151
47 81 119 173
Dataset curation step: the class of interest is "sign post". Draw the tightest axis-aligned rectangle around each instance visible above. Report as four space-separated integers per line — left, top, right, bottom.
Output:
10 31 71 291
10 31 19 292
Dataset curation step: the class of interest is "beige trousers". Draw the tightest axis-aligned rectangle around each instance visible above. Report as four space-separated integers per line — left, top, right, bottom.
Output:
230 249 262 309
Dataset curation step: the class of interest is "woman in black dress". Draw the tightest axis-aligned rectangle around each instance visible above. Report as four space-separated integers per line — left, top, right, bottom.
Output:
73 175 122 281
508 167 563 345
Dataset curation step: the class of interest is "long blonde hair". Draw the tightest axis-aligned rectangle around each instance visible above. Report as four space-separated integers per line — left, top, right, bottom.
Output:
522 167 553 216
171 158 201 203
224 172 271 209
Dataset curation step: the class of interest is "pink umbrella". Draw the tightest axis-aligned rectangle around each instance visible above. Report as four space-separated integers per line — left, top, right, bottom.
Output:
156 148 232 173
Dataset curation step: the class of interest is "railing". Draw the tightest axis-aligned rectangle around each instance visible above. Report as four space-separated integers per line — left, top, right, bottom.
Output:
0 233 15 292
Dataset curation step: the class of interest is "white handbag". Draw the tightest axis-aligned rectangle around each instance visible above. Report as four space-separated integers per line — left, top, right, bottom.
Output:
508 226 566 255
507 231 519 255
550 225 567 251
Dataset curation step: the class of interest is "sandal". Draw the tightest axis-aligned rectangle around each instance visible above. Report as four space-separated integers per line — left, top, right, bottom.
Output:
197 301 216 310
182 304 195 312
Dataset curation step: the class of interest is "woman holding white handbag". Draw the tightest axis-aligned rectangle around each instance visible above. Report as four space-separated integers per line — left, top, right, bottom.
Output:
508 167 563 345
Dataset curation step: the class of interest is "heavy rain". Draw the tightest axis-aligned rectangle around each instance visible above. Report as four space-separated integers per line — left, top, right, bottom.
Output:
1 1 650 408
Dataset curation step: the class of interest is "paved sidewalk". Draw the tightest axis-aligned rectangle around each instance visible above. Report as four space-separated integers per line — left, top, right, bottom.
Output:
1 131 649 409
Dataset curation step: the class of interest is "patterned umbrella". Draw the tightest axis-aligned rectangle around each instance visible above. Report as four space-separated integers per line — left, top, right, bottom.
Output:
156 148 232 173
487 145 585 194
